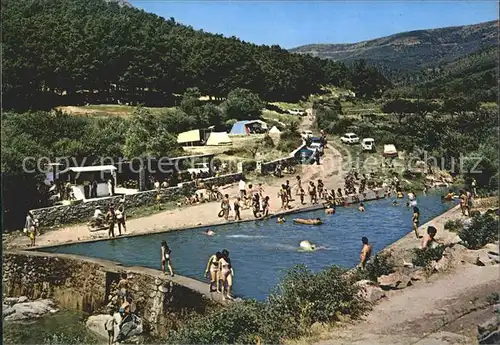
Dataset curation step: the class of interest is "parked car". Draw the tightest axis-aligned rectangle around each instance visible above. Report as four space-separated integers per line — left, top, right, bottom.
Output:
288 109 307 116
361 138 375 151
309 137 324 155
340 133 360 144
187 162 210 175
301 130 313 139
383 144 398 158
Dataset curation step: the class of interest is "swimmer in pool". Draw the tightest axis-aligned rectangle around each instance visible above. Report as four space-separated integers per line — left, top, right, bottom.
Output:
299 240 317 251
205 229 215 236
277 216 286 223
392 200 398 206
358 203 365 212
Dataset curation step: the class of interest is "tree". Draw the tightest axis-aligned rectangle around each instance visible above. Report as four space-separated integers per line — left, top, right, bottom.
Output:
381 99 414 124
442 97 479 118
222 88 263 121
413 99 440 120
180 87 202 116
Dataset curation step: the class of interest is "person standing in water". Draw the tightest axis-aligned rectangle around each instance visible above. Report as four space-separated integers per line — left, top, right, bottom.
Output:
161 241 174 277
359 237 372 269
412 206 420 238
218 249 234 300
205 252 223 293
358 203 365 212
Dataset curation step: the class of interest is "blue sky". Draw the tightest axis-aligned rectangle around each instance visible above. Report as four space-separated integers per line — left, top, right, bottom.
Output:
131 1 498 48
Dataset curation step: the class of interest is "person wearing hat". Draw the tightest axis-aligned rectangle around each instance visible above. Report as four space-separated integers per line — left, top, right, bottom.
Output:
106 205 117 238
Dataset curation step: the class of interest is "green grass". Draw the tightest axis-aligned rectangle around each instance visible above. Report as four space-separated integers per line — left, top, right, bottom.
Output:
2 310 102 345
262 110 298 126
269 101 308 111
58 104 176 117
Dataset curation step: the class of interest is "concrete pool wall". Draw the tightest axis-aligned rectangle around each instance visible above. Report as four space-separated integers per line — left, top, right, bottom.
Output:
2 250 222 336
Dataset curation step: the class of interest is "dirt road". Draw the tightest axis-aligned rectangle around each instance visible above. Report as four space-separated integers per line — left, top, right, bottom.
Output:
314 264 498 345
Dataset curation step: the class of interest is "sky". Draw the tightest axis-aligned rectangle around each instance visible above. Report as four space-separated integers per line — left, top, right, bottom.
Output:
130 1 498 48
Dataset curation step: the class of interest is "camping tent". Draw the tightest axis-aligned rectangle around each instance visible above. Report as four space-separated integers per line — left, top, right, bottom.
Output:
206 132 232 146
230 120 268 135
177 130 201 146
269 126 281 134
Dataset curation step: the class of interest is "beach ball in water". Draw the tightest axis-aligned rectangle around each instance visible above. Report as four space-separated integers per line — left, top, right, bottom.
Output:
300 240 314 251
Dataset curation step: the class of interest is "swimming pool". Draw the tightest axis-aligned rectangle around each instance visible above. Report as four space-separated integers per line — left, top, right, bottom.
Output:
41 193 452 300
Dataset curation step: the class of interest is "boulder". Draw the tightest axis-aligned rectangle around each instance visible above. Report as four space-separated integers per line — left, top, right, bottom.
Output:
3 297 19 306
445 244 478 265
409 269 427 282
18 296 28 303
355 280 386 303
86 313 121 340
434 255 452 272
377 272 412 290
478 313 500 344
476 251 495 266
86 314 112 339
3 299 57 321
116 314 143 343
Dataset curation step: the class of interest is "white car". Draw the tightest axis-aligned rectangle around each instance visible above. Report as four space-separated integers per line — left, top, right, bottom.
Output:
340 133 360 144
361 138 375 151
187 162 210 175
288 109 306 116
309 137 324 154
301 130 313 139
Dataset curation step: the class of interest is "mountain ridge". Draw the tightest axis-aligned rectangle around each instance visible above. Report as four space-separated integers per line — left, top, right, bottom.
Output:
290 20 498 79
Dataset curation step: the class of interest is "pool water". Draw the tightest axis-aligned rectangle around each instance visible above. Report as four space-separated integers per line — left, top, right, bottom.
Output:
42 193 452 300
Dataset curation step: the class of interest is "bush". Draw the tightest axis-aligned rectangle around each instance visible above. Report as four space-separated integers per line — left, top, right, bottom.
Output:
356 253 395 282
166 301 270 345
277 130 302 153
164 265 368 344
444 219 463 232
266 265 367 339
458 213 498 249
262 134 275 149
242 160 257 173
412 245 446 267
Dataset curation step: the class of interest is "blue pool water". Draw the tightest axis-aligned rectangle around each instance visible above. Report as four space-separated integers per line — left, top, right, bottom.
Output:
41 193 452 300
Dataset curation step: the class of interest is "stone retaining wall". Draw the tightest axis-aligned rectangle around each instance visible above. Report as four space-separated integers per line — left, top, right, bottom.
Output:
261 142 307 174
2 251 217 336
30 173 243 227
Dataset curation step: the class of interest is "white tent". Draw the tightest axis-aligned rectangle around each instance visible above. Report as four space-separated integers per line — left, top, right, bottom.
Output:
206 132 232 146
269 126 281 134
177 129 201 145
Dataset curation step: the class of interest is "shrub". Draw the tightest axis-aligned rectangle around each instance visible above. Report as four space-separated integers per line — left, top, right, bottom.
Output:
266 265 368 339
242 160 256 173
277 130 302 153
458 213 498 249
356 253 395 282
164 265 369 344
444 219 463 232
412 245 446 268
262 134 275 149
165 300 270 345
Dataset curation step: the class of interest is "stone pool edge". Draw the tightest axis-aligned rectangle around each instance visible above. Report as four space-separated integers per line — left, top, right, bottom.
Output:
26 201 352 251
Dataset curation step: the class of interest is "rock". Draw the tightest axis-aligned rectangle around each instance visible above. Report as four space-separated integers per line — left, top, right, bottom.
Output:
488 253 500 264
445 244 478 265
476 252 495 266
484 243 499 255
355 280 386 303
415 331 471 345
86 313 120 340
434 255 452 272
3 306 15 317
18 296 28 303
3 299 56 321
377 272 412 290
409 269 426 282
478 314 500 344
154 278 162 286
3 297 19 305
446 235 463 246
116 314 143 343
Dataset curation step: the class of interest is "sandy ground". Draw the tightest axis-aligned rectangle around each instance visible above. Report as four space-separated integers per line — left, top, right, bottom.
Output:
314 264 499 345
7 112 347 249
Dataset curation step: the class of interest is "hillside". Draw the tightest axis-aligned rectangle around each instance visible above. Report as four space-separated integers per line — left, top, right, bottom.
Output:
2 0 389 111
290 21 498 83
388 45 498 101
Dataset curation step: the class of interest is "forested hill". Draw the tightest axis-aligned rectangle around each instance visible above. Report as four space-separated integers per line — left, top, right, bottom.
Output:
290 20 497 84
387 45 498 102
2 0 389 111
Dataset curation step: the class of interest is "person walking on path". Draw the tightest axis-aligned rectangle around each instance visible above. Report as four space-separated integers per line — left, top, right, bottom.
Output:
116 199 127 235
233 197 242 221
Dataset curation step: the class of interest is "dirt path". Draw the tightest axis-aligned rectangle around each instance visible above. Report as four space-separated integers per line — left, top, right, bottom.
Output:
315 264 499 345
8 114 346 249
